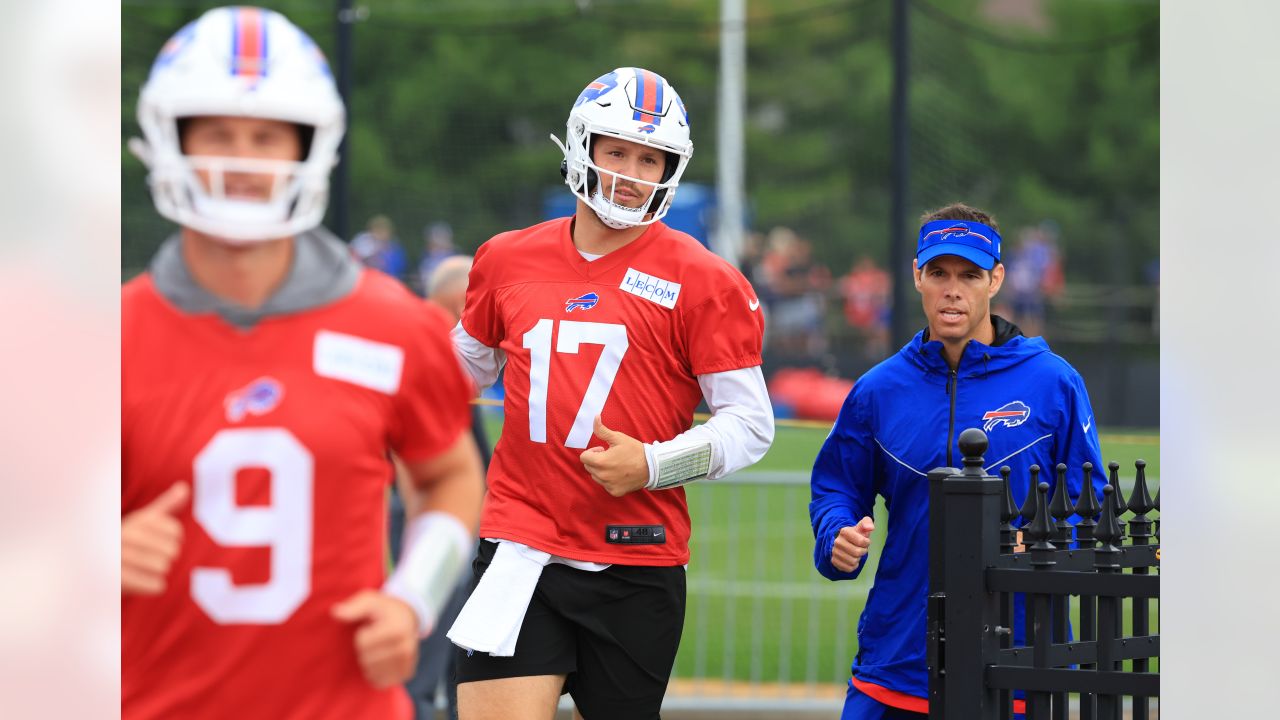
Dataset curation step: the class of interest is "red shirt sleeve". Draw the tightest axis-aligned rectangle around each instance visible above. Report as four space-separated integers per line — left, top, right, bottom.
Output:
459 240 504 347
680 269 765 376
391 301 473 462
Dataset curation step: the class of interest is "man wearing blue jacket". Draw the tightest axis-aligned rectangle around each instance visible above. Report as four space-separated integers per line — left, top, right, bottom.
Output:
810 203 1103 719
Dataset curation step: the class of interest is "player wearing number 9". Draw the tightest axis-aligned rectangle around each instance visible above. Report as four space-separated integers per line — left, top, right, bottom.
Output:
446 68 775 720
121 7 484 720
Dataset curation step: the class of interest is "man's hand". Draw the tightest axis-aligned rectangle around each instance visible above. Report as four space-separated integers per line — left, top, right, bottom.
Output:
122 482 189 595
831 516 876 573
331 590 422 689
580 416 650 497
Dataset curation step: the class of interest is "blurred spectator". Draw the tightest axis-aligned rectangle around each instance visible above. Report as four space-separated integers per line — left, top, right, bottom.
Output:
738 231 767 300
838 256 891 359
417 221 458 294
391 253 487 720
425 254 473 322
351 214 409 280
760 227 830 356
1004 221 1064 337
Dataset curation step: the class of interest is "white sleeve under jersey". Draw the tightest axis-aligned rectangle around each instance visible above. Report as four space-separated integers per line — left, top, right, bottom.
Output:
643 365 775 486
451 321 506 391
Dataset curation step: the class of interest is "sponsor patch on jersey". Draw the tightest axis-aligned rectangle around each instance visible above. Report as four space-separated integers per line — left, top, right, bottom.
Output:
982 400 1031 432
620 268 681 309
565 292 600 312
313 330 404 394
224 376 284 423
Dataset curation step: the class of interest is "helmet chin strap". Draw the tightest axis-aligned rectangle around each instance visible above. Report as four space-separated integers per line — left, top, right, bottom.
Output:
590 186 649 229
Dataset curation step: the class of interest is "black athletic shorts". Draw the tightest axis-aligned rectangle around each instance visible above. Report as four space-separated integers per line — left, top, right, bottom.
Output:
454 539 686 720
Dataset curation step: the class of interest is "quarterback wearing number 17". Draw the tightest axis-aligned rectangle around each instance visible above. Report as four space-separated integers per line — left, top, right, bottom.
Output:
121 8 484 720
446 68 775 720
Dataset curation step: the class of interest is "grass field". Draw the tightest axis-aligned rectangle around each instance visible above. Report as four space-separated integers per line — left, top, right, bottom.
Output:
479 408 1159 685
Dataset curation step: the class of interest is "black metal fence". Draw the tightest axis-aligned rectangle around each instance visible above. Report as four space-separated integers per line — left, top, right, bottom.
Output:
927 428 1159 719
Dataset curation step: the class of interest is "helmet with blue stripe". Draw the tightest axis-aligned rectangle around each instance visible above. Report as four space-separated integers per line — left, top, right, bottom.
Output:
552 67 693 229
129 6 345 243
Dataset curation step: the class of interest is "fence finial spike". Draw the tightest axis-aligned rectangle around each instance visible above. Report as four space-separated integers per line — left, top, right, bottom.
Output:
1027 481 1055 550
1096 484 1124 549
1018 464 1041 526
1127 459 1154 516
1050 463 1074 542
1073 461 1101 544
1000 466 1017 523
1107 461 1127 517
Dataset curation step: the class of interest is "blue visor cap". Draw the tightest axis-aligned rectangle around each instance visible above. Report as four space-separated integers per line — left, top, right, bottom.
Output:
916 219 1003 270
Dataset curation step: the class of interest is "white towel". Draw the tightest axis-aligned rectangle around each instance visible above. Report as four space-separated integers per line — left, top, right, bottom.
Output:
447 540 551 656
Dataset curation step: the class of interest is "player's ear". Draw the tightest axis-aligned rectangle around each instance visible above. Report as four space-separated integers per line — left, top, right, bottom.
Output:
912 259 924 292
988 262 1005 298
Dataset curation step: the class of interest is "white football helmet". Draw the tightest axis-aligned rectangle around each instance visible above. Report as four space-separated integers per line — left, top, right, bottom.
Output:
551 67 693 229
129 6 345 243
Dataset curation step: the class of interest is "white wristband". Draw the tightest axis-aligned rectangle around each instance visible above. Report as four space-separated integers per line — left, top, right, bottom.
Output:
383 511 474 637
645 440 713 490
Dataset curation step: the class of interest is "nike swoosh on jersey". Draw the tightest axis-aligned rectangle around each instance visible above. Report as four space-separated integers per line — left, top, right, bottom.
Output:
748 298 760 311
1082 417 1092 433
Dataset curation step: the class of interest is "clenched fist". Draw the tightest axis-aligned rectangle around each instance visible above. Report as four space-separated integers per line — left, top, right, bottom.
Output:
580 416 649 497
331 590 421 689
831 516 876 573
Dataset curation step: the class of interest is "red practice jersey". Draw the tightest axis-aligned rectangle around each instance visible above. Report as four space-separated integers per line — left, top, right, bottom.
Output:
462 218 764 565
121 271 471 720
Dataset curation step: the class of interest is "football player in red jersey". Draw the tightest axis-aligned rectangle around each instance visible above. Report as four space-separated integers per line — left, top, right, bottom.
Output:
121 8 485 720
447 68 776 720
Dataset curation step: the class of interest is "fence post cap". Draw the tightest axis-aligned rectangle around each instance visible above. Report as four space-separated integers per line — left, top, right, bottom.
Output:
958 428 988 475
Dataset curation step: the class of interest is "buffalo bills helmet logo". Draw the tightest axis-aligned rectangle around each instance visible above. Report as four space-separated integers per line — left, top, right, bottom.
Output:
637 124 656 134
152 20 198 74
565 292 600 312
982 401 1031 432
574 71 619 108
225 377 285 422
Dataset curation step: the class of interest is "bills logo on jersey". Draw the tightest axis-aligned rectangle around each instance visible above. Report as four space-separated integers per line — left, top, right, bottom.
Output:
565 292 600 312
575 71 619 108
982 401 1031 432
225 377 285 423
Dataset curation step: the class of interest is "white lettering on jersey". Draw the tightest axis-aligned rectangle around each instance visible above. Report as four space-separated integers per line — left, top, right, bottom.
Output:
313 330 404 394
620 268 681 310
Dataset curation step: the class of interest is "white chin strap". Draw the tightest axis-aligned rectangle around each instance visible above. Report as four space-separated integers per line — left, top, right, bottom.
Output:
590 186 650 229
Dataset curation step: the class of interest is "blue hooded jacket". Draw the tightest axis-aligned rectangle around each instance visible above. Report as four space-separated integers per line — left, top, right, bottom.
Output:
809 316 1103 700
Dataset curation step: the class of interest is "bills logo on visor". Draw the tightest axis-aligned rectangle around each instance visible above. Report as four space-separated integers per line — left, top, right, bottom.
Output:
923 225 994 246
225 377 285 423
565 292 600 312
982 401 1031 432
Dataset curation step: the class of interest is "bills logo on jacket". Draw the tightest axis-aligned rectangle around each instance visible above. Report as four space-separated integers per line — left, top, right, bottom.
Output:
982 400 1031 432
